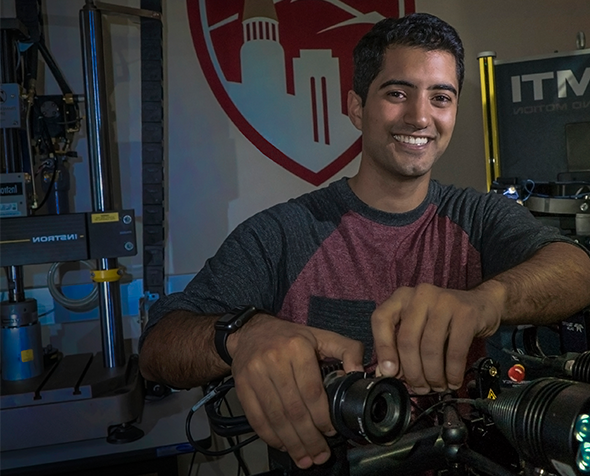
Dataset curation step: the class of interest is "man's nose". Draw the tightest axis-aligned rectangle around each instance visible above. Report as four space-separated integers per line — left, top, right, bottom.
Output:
403 96 430 130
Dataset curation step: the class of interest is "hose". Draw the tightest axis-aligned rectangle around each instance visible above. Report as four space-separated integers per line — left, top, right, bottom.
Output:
47 261 99 312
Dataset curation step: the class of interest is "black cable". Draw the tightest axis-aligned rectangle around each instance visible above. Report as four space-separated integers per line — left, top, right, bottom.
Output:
29 86 80 215
511 327 519 353
32 101 58 155
37 39 73 95
406 398 476 432
187 449 197 476
522 326 545 357
186 407 259 457
409 393 439 427
205 385 253 437
34 157 58 212
223 397 251 476
226 435 250 476
186 378 259 459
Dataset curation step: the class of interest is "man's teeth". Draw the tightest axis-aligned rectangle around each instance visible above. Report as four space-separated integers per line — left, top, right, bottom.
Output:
393 135 428 146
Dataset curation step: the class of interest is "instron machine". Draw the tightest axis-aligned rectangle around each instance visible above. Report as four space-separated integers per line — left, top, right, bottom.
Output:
0 0 164 451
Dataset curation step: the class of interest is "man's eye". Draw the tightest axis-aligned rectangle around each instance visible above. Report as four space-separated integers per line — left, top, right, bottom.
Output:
387 91 404 99
432 95 455 107
433 95 452 104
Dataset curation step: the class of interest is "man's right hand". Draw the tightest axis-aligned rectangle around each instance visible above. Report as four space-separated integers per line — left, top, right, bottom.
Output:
227 314 364 470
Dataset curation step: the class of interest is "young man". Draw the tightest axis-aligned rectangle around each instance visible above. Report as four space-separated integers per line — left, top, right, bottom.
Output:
139 13 590 470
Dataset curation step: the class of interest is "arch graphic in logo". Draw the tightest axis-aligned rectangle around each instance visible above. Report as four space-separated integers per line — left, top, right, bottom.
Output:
187 0 415 185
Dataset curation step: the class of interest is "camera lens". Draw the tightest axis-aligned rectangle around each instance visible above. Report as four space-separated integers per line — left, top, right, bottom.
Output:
325 371 411 445
369 391 399 432
371 394 389 423
364 385 406 442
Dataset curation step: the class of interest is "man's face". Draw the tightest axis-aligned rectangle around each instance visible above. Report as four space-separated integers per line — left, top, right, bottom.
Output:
349 45 459 182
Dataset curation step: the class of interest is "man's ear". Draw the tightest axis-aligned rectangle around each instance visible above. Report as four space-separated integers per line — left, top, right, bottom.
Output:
347 90 363 131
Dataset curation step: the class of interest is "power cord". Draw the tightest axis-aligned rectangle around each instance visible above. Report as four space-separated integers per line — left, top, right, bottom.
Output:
222 396 251 476
185 379 259 457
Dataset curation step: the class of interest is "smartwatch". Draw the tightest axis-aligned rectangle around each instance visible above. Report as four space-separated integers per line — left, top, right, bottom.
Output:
214 305 260 365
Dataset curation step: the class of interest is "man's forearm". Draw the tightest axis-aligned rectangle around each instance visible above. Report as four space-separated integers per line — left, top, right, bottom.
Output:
485 242 590 326
139 310 229 388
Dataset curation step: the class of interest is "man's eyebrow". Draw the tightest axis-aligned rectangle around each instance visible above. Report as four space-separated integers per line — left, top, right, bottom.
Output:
378 79 458 97
432 83 458 96
378 79 414 90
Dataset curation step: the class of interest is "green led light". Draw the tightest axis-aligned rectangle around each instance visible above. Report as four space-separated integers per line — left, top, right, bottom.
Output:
576 415 590 443
578 442 590 473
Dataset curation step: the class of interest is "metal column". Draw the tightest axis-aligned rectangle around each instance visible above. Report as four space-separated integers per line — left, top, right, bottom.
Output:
79 1 125 368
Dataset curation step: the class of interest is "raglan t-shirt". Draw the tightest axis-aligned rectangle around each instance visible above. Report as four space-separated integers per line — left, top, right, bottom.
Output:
139 178 574 365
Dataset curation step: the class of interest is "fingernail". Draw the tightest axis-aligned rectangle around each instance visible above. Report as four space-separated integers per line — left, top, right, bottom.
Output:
413 386 431 395
380 360 397 376
297 456 313 469
324 429 337 437
449 383 461 390
432 387 446 393
314 451 330 465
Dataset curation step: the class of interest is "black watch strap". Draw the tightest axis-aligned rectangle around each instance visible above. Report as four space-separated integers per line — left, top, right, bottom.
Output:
214 305 260 365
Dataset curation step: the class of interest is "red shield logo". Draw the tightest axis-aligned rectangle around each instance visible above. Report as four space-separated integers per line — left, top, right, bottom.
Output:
187 1 415 185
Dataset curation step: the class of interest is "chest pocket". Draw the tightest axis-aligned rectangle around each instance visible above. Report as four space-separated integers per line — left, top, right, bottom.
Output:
308 295 376 366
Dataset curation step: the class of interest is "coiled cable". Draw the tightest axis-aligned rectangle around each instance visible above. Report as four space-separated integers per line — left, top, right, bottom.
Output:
47 261 99 312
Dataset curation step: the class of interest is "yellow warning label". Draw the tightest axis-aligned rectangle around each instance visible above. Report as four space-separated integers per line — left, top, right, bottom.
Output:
487 389 497 400
91 212 119 223
21 349 34 363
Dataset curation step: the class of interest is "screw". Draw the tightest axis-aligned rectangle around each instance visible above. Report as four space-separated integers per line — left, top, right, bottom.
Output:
580 203 589 212
122 215 132 224
489 366 498 377
124 242 134 251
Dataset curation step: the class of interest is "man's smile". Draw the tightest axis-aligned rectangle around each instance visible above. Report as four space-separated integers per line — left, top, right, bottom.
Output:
392 134 430 146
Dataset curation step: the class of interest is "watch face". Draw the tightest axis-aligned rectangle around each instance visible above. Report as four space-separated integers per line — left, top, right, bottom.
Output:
214 315 233 330
214 307 258 366
215 306 257 331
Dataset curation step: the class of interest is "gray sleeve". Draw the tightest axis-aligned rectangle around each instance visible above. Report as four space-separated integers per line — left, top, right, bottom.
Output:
477 192 586 278
138 211 284 350
138 183 346 351
137 189 340 351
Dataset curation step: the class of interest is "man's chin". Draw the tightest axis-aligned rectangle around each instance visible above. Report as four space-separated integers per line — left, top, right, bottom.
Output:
398 168 431 181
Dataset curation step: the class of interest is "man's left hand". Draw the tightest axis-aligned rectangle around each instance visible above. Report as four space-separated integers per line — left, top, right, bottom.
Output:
372 281 505 394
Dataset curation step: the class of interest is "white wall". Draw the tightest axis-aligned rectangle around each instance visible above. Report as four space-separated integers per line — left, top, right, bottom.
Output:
163 1 360 278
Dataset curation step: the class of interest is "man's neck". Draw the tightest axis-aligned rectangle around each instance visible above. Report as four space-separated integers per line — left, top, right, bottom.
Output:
348 171 431 214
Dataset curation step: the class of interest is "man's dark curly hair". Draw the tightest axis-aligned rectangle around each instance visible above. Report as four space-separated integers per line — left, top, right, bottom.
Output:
353 13 465 105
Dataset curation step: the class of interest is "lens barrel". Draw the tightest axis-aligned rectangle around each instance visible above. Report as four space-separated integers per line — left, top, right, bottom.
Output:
324 371 411 445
